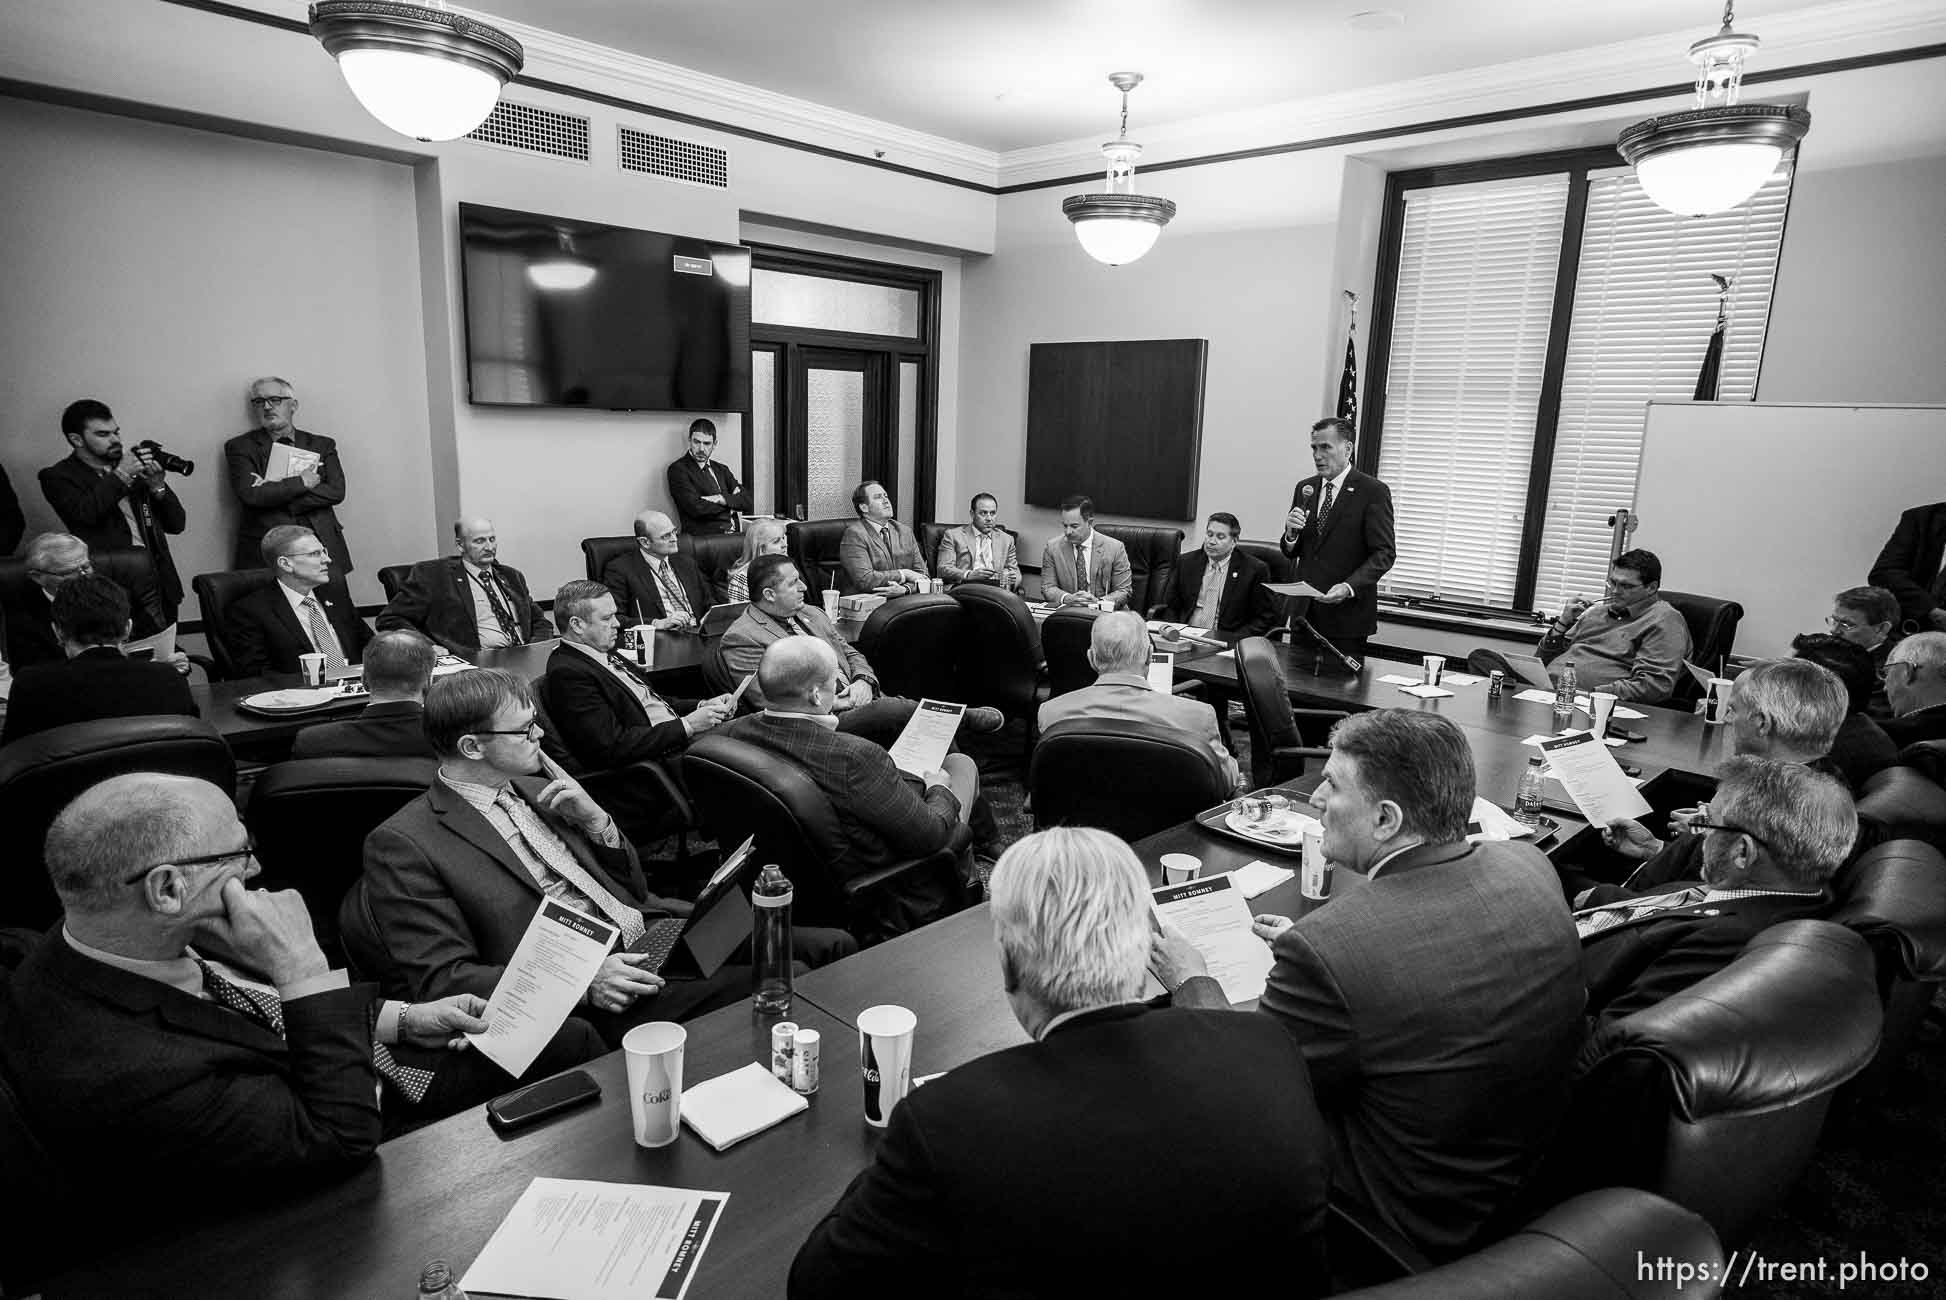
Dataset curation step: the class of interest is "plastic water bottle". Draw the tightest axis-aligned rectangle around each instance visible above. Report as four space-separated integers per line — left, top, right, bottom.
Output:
751 863 794 1016
1552 662 1577 725
416 1260 467 1299
1514 755 1547 828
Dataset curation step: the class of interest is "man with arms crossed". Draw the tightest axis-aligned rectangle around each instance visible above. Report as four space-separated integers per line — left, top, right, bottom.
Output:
225 377 354 607
935 492 1020 591
1279 417 1394 664
665 417 750 535
1155 709 1584 1262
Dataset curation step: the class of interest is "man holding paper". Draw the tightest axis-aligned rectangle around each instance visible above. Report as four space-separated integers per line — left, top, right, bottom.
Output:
1155 709 1583 1263
224 377 353 598
791 828 1332 1298
1278 418 1394 665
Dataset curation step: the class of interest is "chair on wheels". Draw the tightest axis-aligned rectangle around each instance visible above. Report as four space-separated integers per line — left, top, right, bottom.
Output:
1659 590 1743 707
192 567 281 680
0 716 237 928
530 675 694 852
949 585 1046 761
1234 636 1344 789
1039 608 1100 700
1030 717 1233 843
375 563 414 603
856 593 965 703
1825 839 1946 1100
245 756 437 962
680 734 968 945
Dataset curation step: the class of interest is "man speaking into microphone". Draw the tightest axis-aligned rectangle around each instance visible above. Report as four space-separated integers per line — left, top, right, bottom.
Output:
1279 417 1395 665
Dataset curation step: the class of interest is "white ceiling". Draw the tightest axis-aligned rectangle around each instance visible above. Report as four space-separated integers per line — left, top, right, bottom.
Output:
480 0 1843 152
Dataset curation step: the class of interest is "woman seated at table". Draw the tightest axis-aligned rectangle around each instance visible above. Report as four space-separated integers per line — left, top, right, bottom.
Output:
725 519 789 603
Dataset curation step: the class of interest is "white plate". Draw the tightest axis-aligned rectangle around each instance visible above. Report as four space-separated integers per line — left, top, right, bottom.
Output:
1223 808 1320 847
240 687 349 713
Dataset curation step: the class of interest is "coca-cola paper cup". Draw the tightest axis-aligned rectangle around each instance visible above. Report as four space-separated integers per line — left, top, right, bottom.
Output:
858 1004 916 1128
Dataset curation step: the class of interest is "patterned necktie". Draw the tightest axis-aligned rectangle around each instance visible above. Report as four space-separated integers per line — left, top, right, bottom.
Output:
198 957 433 1101
1318 481 1338 532
605 650 677 723
788 616 815 638
1576 885 1710 939
1074 542 1090 592
493 788 646 947
879 525 893 555
652 559 693 619
976 534 992 571
301 594 347 672
471 568 523 645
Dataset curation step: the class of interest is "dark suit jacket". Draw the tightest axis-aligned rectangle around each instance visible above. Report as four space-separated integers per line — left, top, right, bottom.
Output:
1176 839 1584 1262
0 929 382 1215
38 453 187 610
666 455 751 534
291 700 434 760
226 581 375 677
1279 467 1396 638
1868 502 1946 628
789 1004 1332 1299
1577 885 1828 1021
223 427 352 572
2 585 64 668
1159 547 1275 642
600 549 711 625
0 646 198 745
1884 701 1946 749
376 557 552 650
361 776 665 1004
544 642 699 770
0 463 23 556
1830 711 1900 789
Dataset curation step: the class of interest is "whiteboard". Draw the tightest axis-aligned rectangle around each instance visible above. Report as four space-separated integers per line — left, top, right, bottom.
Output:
1634 402 1946 660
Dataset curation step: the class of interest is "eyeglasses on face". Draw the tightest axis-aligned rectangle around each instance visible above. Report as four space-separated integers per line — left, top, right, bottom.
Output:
251 395 295 407
34 561 94 580
1825 614 1868 632
123 835 257 885
1687 818 1774 856
472 719 543 740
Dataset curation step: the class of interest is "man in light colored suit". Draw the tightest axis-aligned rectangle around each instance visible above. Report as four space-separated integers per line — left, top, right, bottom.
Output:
1039 494 1132 608
839 480 930 596
1038 612 1242 793
936 492 1020 591
1155 709 1585 1263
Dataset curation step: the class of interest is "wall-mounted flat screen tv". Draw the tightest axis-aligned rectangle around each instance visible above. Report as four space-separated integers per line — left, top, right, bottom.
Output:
458 202 751 412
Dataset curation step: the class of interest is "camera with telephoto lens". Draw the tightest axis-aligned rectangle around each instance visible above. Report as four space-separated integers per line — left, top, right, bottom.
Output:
133 440 195 476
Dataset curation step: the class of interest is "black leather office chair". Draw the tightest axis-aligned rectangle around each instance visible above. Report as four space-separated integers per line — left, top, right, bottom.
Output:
192 567 280 680
916 521 949 577
1659 590 1743 706
1236 539 1297 632
0 1057 64 1297
337 874 395 987
2 546 203 671
375 563 414 603
1857 762 1946 847
1337 1189 1723 1298
1530 920 1881 1246
856 593 964 703
0 716 237 927
1040 607 1101 699
1092 523 1185 614
1030 717 1233 842
530 675 694 850
949 585 1046 758
1895 739 1946 785
1826 839 1946 1098
681 734 967 944
1235 636 1343 788
787 519 852 596
680 533 746 603
580 535 635 583
245 756 437 961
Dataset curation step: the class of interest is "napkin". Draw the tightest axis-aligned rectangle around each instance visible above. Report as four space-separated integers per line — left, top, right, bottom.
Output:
1231 860 1296 898
679 1062 808 1151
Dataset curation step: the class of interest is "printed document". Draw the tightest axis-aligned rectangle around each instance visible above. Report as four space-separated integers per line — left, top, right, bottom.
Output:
1151 874 1273 1004
265 441 321 482
887 698 965 778
1265 580 1329 599
124 622 177 663
1539 731 1652 825
462 1178 728 1300
468 900 619 1078
1147 650 1174 692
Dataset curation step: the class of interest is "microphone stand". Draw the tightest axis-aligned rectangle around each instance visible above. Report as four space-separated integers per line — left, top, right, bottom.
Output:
1291 613 1363 675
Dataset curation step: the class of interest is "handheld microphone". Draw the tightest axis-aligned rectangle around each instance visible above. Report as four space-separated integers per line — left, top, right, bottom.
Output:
1300 484 1315 501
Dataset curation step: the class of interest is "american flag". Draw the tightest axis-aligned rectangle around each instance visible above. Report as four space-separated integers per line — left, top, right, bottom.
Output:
1336 324 1358 425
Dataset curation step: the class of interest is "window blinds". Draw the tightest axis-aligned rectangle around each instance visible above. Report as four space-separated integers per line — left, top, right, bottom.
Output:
1530 164 1792 614
1376 174 1569 605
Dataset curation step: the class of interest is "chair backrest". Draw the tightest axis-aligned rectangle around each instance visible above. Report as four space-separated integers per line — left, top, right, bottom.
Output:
915 522 949 576
376 563 415 602
949 585 1044 721
787 519 853 596
680 532 747 602
1030 716 1233 842
245 756 436 959
1547 920 1880 1245
0 716 237 928
580 535 635 582
1896 739 1946 785
679 734 856 927
337 875 396 987
1341 1189 1722 1299
1093 523 1185 614
1857 763 1946 846
1236 635 1302 788
855 593 965 703
1236 539 1295 628
1828 838 1946 987
1039 608 1100 699
192 567 280 680
1658 590 1743 704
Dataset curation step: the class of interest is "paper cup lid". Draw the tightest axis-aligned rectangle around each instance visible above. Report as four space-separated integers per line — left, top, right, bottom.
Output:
858 1004 916 1035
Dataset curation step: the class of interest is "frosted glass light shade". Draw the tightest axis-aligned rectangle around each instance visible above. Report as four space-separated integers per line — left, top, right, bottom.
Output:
1071 217 1165 266
337 48 503 141
1633 142 1782 216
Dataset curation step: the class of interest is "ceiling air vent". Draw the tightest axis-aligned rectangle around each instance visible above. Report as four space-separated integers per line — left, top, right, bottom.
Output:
466 100 591 163
618 125 728 188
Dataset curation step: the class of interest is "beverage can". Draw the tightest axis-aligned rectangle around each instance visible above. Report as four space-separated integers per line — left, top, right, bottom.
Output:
1299 825 1331 900
1488 670 1505 698
792 1029 821 1094
771 1021 796 1083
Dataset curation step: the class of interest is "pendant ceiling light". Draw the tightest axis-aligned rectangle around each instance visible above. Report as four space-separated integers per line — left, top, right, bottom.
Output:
1618 1 1809 217
1062 73 1176 266
310 1 524 142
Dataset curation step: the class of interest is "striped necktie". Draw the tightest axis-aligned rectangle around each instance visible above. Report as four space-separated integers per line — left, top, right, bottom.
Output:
1575 885 1710 939
652 559 693 619
301 594 347 672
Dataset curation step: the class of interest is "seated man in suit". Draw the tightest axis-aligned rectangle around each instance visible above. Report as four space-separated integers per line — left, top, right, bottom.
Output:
1156 511 1274 644
291 629 439 760
0 772 601 1229
1155 709 1585 1262
1040 494 1132 609
790 826 1332 1299
601 510 710 632
1 574 197 745
3 531 181 670
934 492 1020 591
1576 757 1853 1022
227 524 374 677
1882 631 1946 748
716 554 1003 744
721 637 977 914
1826 585 1902 719
363 669 852 1047
1789 633 1900 788
1038 612 1243 794
377 516 552 651
839 480 930 596
1533 548 1690 704
665 417 750 535
1868 500 1946 635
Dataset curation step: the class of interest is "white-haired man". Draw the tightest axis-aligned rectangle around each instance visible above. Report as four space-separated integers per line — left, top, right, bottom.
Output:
1883 631 1946 749
790 827 1332 1298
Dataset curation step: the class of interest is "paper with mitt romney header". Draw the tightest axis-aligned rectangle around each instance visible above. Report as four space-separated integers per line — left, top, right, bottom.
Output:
468 899 618 1078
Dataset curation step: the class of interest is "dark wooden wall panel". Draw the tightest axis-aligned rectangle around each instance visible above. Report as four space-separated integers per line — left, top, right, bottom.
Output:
1024 339 1207 519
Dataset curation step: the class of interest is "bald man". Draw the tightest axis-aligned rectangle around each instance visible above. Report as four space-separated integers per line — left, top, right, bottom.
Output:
377 517 553 652
601 510 711 631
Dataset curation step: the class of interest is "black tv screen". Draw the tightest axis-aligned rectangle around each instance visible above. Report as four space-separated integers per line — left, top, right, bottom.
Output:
458 202 751 412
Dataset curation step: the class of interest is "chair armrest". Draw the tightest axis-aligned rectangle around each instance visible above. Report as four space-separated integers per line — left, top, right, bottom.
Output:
581 758 694 827
1170 681 1204 698
1291 708 1351 723
1270 745 1331 762
840 847 960 901
1326 1201 1431 1288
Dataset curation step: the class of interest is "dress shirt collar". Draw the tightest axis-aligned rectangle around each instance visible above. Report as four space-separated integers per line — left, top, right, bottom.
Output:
1093 670 1151 690
279 579 321 618
1321 465 1352 497
1365 838 1428 880
760 706 841 731
61 926 347 1002
439 767 513 810
1037 999 1144 1041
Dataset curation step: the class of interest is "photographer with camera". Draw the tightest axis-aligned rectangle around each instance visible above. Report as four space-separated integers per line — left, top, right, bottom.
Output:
38 399 191 649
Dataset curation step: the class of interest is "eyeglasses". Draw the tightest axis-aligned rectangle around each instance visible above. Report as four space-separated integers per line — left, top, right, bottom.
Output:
473 720 543 740
251 395 294 407
123 836 257 885
33 561 93 580
1687 818 1773 855
1825 614 1867 632
285 549 329 561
